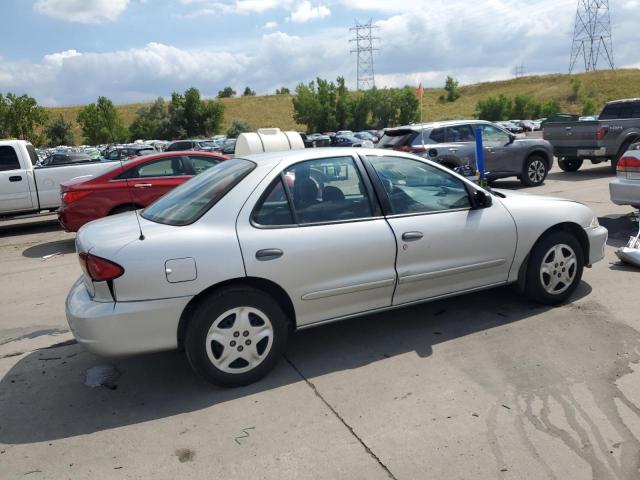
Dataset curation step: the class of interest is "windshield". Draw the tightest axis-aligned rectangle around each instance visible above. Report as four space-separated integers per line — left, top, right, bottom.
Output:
141 159 255 226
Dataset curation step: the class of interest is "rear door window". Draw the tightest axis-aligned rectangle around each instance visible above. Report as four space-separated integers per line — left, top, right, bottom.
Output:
445 125 475 142
187 155 224 174
133 157 188 178
600 104 621 119
0 146 20 171
429 128 445 143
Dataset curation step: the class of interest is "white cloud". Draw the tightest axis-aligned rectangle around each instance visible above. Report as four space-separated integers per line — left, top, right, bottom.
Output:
263 21 278 29
288 2 331 23
181 0 292 16
34 0 130 23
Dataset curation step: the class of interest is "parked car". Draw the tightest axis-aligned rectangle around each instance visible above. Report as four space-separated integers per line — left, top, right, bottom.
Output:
610 142 640 209
378 120 554 186
0 140 114 218
222 139 237 155
102 145 155 161
354 131 378 143
330 135 374 148
58 151 227 232
302 133 331 148
40 152 95 166
66 147 607 386
166 139 221 153
543 99 640 172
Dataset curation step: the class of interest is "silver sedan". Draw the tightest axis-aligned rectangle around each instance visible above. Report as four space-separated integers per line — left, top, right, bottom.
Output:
66 148 608 386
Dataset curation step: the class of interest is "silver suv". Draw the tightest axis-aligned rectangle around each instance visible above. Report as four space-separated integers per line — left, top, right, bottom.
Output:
378 120 554 187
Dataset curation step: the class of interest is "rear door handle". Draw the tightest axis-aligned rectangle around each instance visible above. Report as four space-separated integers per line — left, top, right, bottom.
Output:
448 148 458 152
402 231 424 241
256 249 283 261
134 183 153 188
9 176 22 182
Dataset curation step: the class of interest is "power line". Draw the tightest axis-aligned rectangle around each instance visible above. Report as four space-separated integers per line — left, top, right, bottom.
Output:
349 19 379 91
569 0 614 73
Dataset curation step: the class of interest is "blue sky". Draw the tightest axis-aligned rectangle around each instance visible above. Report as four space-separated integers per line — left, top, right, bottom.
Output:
0 0 638 106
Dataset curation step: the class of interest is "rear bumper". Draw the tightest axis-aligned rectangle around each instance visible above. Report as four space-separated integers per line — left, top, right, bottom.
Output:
585 226 608 266
58 205 92 232
553 146 608 158
610 178 640 207
65 277 192 356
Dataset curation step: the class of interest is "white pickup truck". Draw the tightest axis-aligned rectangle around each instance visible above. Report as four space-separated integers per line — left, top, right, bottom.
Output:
0 140 115 217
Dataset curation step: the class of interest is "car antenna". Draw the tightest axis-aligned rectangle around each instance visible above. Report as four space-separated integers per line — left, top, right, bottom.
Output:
116 141 145 240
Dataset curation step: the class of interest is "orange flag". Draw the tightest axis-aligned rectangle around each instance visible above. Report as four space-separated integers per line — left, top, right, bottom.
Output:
416 82 423 98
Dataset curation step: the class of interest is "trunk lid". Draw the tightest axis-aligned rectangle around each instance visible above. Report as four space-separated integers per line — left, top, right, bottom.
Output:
543 120 600 149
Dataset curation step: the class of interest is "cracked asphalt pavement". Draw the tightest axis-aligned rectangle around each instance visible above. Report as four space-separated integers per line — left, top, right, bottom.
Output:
1 162 639 479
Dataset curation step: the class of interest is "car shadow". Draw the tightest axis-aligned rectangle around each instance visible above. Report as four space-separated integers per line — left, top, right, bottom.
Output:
22 238 76 258
0 217 62 238
546 165 613 182
0 282 592 445
598 213 638 248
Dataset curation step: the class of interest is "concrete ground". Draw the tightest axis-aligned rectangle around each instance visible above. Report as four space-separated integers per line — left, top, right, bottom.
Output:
1 162 639 479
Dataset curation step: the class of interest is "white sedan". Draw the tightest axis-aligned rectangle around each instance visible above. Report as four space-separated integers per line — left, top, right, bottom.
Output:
66 148 608 386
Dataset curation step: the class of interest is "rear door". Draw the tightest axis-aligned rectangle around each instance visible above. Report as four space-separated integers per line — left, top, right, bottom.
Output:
0 145 33 213
444 124 477 166
124 156 191 206
237 154 397 327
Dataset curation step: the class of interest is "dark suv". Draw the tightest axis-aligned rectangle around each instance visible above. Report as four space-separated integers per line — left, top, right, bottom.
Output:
378 120 554 187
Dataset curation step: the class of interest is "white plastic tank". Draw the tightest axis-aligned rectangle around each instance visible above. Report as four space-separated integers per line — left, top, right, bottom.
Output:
235 128 305 156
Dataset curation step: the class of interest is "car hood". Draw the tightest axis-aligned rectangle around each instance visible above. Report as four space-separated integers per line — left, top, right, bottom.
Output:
514 138 551 147
492 188 568 203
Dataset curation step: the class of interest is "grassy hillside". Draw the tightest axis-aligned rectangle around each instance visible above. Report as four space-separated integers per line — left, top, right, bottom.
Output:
45 69 640 143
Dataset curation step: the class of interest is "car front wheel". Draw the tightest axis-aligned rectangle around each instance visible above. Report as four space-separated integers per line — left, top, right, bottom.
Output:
185 286 289 387
524 231 584 305
521 155 548 187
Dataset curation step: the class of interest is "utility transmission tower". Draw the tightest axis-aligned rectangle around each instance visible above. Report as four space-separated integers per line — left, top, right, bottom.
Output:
513 65 525 78
349 20 379 90
569 0 614 73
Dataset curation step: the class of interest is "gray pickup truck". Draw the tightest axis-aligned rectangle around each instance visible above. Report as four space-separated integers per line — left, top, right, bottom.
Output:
543 98 640 173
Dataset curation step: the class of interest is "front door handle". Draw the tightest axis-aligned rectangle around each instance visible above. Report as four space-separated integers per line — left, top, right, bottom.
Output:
402 231 424 241
134 183 153 188
448 148 458 152
256 249 283 261
9 176 22 182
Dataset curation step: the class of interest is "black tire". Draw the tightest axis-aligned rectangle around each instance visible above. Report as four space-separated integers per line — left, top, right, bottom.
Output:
110 204 140 215
524 231 584 305
520 155 548 187
558 157 583 172
185 286 289 387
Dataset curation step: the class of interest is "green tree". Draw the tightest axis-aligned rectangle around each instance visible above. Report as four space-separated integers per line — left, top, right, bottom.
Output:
45 115 75 146
199 100 225 136
217 87 236 98
164 88 224 139
444 76 461 102
396 86 420 125
4 93 48 141
540 99 561 118
129 97 170 140
569 78 582 102
275 87 290 95
0 94 9 138
335 77 350 130
582 99 597 116
77 96 128 144
242 86 256 97
226 119 252 138
368 88 398 129
476 94 513 121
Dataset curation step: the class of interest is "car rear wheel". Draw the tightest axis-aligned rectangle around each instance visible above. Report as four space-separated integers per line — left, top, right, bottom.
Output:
524 231 584 305
558 157 583 172
185 286 289 387
521 155 548 187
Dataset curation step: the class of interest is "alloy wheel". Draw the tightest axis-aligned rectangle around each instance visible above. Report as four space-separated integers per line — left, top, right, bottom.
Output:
205 306 274 374
528 159 546 184
539 244 578 295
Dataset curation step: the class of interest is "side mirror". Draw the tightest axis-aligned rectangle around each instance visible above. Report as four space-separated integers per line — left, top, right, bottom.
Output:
473 189 493 209
508 133 516 145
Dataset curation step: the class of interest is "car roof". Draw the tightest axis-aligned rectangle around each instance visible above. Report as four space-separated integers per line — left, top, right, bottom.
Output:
606 98 640 105
103 150 227 172
384 119 490 133
241 147 418 168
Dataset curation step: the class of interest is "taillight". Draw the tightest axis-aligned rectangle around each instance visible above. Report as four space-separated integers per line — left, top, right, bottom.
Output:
617 156 640 175
393 145 426 153
78 253 124 281
62 190 91 204
595 126 609 140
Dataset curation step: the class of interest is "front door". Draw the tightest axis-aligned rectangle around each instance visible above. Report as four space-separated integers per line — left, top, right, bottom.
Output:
365 154 517 306
478 124 518 176
237 155 397 327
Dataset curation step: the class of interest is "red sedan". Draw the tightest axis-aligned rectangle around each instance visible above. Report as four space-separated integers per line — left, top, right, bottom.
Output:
58 151 227 232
